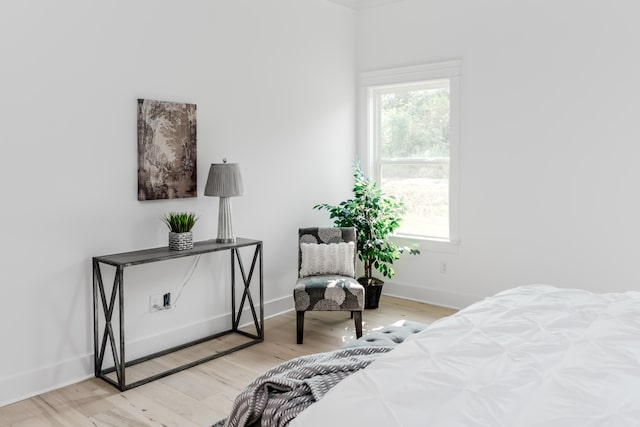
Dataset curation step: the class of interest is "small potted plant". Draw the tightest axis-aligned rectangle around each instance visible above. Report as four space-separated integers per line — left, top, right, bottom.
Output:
314 162 419 308
162 212 198 251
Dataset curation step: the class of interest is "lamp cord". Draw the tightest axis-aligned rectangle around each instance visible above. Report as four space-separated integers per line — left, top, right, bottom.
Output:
171 254 201 307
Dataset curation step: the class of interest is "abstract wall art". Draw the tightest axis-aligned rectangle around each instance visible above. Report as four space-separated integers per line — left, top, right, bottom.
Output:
137 99 197 200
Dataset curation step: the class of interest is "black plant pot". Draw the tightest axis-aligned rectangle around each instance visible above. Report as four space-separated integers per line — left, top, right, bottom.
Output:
359 278 384 309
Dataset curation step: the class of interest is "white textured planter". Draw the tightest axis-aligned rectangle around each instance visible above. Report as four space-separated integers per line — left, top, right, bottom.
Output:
169 231 193 251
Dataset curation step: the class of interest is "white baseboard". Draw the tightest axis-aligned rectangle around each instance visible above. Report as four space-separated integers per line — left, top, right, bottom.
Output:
0 354 94 409
0 295 293 408
381 280 482 310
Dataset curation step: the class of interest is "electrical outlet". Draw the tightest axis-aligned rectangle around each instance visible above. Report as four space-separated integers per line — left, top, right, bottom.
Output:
149 292 173 313
150 294 163 312
440 261 448 274
150 292 173 312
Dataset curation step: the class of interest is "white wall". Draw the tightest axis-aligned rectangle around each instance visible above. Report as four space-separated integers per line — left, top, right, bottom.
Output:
357 0 640 307
0 0 355 406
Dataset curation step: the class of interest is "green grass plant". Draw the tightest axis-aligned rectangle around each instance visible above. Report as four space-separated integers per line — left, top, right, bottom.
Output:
162 212 198 233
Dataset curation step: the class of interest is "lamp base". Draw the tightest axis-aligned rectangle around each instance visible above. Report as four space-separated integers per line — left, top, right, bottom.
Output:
216 197 235 243
216 237 236 243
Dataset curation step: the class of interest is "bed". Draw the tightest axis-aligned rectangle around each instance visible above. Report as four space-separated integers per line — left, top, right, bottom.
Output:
226 285 640 426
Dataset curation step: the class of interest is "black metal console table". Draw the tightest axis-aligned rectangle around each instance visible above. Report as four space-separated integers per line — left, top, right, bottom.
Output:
92 238 263 391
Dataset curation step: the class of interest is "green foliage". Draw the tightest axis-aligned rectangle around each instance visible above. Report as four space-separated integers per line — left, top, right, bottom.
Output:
380 87 450 159
314 162 419 284
161 212 198 233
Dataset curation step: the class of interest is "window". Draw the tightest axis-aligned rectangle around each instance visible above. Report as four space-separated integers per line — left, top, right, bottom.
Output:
360 61 461 246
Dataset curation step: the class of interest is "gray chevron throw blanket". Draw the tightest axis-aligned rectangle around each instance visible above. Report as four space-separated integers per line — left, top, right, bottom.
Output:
224 345 394 427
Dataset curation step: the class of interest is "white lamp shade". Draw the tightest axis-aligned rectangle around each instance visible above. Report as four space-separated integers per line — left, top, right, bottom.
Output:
204 163 244 197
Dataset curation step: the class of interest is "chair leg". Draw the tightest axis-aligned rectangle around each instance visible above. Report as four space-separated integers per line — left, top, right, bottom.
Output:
350 311 354 319
353 310 363 338
296 311 305 344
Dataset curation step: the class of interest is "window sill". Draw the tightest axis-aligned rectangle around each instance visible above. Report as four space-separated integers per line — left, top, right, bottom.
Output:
392 234 460 254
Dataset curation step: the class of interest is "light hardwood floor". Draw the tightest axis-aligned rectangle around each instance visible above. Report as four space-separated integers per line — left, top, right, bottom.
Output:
0 296 456 427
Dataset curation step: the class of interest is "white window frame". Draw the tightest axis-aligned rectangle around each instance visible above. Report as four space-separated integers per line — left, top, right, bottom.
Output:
358 60 462 253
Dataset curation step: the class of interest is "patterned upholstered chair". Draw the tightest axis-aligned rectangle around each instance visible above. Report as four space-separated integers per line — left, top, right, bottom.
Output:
293 227 364 344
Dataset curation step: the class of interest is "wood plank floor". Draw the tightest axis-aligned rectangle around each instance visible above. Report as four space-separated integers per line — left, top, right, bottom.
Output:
0 296 456 427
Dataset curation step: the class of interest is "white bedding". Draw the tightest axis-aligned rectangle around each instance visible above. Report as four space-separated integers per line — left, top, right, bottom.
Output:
290 285 640 427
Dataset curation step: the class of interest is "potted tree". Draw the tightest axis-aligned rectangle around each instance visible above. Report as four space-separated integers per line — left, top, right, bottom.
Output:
314 162 419 308
162 212 198 251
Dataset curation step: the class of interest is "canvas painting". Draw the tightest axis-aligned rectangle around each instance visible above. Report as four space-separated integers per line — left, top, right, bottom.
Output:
137 99 197 200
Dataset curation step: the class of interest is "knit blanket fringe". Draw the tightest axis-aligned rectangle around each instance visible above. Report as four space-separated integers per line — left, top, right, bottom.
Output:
224 345 394 427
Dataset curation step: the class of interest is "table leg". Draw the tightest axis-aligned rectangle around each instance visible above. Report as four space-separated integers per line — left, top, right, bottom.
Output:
233 244 263 339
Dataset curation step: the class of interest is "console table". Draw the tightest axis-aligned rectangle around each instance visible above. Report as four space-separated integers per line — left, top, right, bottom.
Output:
92 238 263 391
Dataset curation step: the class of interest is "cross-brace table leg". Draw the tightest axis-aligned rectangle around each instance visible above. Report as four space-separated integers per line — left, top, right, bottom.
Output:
231 244 264 339
93 261 126 390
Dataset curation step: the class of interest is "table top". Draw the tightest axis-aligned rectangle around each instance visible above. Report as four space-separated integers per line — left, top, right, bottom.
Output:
93 238 262 267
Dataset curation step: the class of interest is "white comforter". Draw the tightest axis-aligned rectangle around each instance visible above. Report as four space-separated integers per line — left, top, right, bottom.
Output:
290 285 640 427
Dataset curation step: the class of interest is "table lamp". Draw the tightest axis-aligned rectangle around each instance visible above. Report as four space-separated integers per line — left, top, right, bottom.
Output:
204 159 244 243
